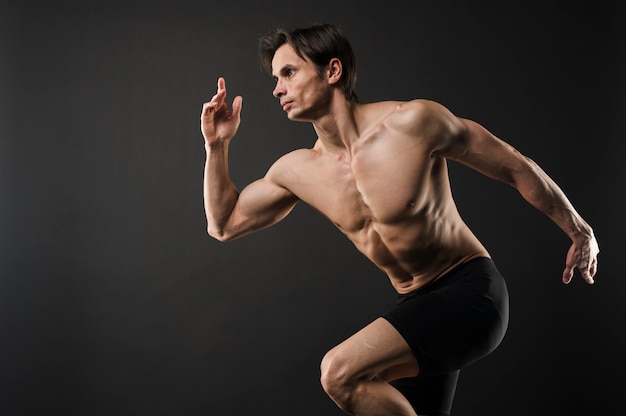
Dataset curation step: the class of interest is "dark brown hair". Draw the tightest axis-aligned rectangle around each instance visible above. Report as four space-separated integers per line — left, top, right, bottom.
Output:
259 23 358 102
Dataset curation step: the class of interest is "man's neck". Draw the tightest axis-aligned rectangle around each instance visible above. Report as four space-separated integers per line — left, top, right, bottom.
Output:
312 97 361 153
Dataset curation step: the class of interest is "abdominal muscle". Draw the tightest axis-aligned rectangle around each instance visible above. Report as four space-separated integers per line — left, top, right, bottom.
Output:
341 204 490 294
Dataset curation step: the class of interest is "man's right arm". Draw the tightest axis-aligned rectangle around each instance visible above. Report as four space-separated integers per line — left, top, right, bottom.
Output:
203 142 298 241
201 78 298 241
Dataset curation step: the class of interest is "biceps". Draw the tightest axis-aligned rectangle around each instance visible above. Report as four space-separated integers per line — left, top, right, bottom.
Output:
230 178 298 232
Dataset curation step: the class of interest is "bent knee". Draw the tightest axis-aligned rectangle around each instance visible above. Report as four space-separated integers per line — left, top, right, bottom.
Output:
321 350 377 413
320 348 355 399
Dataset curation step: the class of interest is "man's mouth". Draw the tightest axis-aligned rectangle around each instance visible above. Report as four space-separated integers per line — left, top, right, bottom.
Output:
281 101 293 111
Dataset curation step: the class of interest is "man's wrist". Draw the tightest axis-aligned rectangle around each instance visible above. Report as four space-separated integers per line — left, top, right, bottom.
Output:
205 140 227 152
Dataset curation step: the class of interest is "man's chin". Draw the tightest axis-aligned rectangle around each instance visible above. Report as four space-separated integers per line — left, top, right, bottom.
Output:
285 109 314 122
285 111 302 121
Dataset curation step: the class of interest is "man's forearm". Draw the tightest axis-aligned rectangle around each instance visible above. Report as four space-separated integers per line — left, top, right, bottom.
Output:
517 158 594 243
203 141 239 238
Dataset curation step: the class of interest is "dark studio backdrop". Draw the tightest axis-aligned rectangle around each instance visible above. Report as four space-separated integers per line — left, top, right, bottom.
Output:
1 0 624 415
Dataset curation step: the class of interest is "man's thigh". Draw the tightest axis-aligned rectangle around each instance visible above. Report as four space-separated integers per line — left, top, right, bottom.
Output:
323 317 420 381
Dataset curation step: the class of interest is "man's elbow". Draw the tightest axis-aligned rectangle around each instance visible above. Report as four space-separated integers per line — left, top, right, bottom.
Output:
207 226 235 242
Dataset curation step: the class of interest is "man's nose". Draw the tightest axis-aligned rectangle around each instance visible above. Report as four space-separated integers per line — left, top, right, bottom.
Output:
273 80 284 98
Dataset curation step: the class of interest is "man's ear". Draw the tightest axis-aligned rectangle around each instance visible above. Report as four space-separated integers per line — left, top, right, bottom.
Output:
327 58 343 85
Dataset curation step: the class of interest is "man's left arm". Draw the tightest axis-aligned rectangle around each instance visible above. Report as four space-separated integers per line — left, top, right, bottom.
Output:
437 116 599 284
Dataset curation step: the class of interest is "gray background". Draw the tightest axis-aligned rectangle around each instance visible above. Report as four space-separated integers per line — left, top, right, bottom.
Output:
1 0 624 415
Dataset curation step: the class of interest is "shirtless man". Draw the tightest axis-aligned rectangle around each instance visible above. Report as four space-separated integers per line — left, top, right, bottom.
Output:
200 24 599 416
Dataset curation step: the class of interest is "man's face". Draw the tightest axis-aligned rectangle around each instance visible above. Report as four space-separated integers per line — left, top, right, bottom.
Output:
271 44 331 121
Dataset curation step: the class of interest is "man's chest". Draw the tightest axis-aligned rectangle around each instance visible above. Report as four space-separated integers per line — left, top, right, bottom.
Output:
289 146 438 230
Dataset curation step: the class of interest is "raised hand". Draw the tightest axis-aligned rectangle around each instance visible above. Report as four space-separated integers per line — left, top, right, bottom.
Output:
201 77 243 146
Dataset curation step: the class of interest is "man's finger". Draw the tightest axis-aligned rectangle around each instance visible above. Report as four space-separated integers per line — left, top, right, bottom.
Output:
562 267 573 284
201 102 220 117
582 270 595 285
231 96 243 118
582 263 595 284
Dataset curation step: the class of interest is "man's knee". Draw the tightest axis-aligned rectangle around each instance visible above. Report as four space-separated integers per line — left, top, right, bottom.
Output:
320 348 357 409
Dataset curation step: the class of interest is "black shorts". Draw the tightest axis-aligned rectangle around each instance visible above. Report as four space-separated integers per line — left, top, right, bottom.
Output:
382 257 509 416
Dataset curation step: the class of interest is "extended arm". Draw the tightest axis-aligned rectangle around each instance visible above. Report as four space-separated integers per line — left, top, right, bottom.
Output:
201 78 298 241
434 112 598 284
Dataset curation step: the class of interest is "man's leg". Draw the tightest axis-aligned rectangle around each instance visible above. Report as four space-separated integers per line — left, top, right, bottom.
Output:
391 371 460 416
320 317 422 416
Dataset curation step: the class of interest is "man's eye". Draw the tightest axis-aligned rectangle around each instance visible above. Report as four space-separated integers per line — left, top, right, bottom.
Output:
286 69 295 77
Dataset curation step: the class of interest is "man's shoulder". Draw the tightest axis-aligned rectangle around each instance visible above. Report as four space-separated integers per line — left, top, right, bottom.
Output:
265 146 326 191
368 99 450 133
269 147 319 175
396 98 450 116
362 99 449 119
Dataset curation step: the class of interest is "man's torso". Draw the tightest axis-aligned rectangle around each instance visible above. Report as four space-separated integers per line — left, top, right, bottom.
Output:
272 100 488 292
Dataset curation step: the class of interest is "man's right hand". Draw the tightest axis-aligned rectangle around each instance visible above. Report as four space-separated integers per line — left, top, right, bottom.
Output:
201 77 243 146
